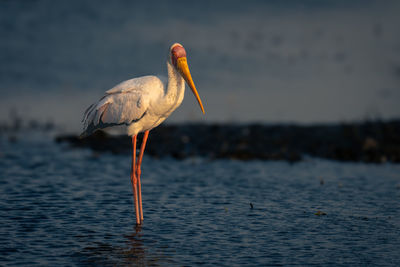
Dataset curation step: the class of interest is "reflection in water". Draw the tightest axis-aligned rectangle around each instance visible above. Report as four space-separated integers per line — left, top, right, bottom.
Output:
78 226 170 266
121 226 148 265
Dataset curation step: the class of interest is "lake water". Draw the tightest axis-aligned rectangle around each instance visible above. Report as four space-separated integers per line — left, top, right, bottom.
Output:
0 133 399 266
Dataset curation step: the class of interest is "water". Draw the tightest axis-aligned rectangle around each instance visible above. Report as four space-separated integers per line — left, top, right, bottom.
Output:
0 133 399 266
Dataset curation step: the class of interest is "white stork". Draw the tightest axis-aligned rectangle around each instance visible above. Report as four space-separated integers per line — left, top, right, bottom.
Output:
81 43 205 225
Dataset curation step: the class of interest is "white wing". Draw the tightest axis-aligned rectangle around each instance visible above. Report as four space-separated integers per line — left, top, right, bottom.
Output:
81 75 164 137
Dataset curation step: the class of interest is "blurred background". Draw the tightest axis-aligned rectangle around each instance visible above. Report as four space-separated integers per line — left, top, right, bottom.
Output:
2 2 400 265
1 0 400 132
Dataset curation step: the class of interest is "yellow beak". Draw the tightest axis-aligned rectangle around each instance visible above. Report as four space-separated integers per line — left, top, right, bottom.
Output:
176 57 205 114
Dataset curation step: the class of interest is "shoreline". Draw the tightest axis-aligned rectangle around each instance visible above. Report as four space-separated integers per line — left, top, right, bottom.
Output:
55 120 400 163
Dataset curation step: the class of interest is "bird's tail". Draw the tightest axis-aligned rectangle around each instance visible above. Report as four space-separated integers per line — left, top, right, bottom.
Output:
80 103 97 139
79 131 88 139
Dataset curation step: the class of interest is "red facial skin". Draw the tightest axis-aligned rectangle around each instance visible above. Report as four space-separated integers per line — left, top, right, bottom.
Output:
171 45 186 66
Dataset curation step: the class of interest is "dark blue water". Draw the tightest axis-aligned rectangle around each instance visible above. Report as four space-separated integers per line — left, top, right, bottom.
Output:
0 133 399 266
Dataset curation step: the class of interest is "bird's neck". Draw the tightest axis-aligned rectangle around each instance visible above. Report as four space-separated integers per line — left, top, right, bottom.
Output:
162 61 185 113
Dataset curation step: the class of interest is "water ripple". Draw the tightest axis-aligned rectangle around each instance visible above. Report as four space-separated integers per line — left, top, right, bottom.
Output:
0 136 399 266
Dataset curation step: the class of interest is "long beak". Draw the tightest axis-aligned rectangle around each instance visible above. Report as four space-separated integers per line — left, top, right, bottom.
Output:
176 57 205 114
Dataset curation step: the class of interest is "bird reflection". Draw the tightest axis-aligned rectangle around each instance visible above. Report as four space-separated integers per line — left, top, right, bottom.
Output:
78 225 173 266
121 225 147 265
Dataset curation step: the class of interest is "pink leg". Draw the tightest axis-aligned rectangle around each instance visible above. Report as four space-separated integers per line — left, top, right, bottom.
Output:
130 135 140 225
136 130 149 222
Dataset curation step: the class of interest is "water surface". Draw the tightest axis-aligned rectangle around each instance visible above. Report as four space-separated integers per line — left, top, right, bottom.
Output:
0 134 399 266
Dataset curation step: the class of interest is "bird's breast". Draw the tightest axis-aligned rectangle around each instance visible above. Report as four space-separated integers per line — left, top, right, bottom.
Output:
126 111 167 136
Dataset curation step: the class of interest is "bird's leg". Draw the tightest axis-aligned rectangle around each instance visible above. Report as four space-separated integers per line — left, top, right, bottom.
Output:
136 130 149 222
131 135 140 225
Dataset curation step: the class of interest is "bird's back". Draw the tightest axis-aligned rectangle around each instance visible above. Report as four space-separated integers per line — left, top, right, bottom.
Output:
105 76 164 95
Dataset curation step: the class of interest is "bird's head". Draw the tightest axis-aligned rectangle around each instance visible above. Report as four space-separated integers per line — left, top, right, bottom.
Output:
169 43 205 114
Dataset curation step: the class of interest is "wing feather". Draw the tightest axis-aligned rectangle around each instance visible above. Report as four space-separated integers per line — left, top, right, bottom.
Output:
80 75 164 137
100 91 148 125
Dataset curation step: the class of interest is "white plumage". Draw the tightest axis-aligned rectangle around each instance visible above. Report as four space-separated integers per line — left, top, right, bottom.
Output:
81 56 194 137
80 43 205 225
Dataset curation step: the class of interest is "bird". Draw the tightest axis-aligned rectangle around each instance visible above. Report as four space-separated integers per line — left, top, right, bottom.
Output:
80 43 205 225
